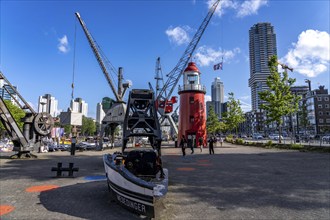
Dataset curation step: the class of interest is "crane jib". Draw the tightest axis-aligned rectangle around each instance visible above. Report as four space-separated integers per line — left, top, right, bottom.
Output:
156 0 221 104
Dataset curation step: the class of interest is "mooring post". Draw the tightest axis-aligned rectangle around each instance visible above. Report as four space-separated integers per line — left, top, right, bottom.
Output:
71 136 76 156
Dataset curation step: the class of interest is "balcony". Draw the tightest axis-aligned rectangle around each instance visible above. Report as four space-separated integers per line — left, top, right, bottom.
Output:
178 84 206 93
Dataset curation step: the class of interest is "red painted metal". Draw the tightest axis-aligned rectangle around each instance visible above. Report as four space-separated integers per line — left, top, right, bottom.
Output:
178 62 207 148
184 62 200 73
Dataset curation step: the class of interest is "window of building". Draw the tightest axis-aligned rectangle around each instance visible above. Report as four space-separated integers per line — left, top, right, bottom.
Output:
319 119 324 123
326 112 330 116
318 104 323 109
319 111 323 116
326 119 330 123
325 104 329 108
325 97 329 101
189 97 194 104
190 116 194 123
317 97 322 101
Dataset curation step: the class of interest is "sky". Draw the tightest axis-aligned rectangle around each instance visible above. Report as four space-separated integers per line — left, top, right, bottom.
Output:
1 0 329 119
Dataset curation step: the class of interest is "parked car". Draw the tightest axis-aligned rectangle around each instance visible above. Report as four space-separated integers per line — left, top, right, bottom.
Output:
253 134 263 140
58 144 70 151
321 136 330 144
269 134 283 141
76 142 97 151
239 134 247 138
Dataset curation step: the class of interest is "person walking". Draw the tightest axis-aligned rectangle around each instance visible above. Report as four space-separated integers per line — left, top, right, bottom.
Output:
180 135 187 157
219 136 223 147
198 137 203 152
188 136 194 154
208 136 215 155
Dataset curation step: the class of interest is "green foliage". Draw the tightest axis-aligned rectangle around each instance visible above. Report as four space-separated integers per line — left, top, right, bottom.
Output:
265 140 273 147
259 55 300 142
290 143 303 149
222 92 245 134
298 100 311 133
235 138 244 145
81 116 96 136
225 137 233 143
207 105 220 135
0 100 25 134
64 125 72 136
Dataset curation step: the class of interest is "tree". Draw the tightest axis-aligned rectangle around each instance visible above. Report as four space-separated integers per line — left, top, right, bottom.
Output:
81 116 96 136
206 105 220 135
222 92 245 134
0 100 25 137
297 99 312 135
259 55 300 143
63 125 72 137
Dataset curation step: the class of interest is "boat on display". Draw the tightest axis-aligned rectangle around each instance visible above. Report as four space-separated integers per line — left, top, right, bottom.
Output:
103 150 168 218
103 89 168 218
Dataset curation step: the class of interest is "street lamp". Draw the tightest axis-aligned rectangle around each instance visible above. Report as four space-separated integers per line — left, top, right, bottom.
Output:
305 79 311 91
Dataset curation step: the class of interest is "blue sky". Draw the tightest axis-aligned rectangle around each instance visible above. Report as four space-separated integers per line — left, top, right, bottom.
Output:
1 0 329 119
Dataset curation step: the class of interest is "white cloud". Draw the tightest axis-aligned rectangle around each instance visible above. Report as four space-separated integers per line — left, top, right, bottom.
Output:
237 0 268 17
239 95 250 101
281 30 330 78
58 35 69 53
165 26 191 46
194 46 241 67
207 0 267 18
238 99 252 112
205 95 212 102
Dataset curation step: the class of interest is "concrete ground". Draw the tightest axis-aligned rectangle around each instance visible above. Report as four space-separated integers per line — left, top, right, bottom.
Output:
0 142 329 220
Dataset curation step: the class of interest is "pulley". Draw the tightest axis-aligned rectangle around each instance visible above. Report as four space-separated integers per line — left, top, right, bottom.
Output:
33 113 54 136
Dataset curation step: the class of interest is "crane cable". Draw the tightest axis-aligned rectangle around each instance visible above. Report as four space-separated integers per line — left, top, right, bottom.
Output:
72 18 77 100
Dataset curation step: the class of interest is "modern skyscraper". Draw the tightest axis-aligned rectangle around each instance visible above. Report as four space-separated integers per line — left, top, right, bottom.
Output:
211 77 224 118
70 97 88 117
211 77 224 103
38 94 58 117
248 22 277 111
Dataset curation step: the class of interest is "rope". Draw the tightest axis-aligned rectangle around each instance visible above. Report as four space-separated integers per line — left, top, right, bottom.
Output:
71 18 77 100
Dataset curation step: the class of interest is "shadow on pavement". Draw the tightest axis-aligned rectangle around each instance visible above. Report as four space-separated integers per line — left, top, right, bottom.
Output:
39 181 140 220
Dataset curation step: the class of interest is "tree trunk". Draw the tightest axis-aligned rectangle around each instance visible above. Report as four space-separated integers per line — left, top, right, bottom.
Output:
278 125 282 144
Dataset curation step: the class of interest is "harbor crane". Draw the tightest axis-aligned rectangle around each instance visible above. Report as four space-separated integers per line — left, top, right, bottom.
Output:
155 0 221 135
75 12 130 148
0 72 54 158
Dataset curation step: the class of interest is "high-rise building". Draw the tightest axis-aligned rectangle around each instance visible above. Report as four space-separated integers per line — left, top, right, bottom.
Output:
96 102 105 125
248 22 277 111
70 97 88 117
0 79 18 105
38 94 58 117
211 77 224 103
212 77 224 119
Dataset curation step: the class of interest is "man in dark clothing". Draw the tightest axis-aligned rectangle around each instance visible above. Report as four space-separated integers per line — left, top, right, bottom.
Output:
180 135 187 157
208 137 215 155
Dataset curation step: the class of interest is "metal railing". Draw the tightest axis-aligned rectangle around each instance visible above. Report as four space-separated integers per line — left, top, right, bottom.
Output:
178 84 206 92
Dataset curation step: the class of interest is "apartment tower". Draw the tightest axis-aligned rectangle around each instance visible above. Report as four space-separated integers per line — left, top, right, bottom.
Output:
248 22 277 111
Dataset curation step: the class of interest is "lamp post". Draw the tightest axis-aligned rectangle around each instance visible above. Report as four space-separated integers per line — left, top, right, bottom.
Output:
305 79 311 91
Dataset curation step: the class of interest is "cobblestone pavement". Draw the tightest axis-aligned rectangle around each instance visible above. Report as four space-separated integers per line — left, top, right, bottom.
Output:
1 142 329 220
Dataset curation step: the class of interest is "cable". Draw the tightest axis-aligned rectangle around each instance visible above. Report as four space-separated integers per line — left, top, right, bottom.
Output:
72 18 77 100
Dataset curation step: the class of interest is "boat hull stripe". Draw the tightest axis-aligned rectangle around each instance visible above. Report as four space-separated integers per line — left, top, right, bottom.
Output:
108 179 154 204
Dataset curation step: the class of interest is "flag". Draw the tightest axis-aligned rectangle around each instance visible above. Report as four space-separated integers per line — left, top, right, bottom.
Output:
213 62 223 71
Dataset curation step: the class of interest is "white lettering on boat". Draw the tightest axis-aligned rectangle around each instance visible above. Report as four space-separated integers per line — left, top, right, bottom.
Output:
116 194 146 213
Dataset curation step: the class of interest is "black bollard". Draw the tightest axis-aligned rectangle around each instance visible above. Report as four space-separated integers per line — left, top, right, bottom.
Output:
71 136 77 155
